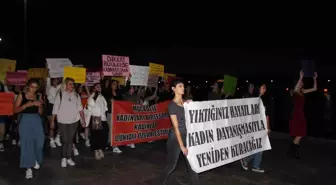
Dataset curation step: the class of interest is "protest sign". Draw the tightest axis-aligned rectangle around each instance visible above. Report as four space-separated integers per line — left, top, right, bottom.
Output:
148 75 158 88
28 68 48 79
102 55 130 76
111 100 171 146
86 72 101 86
6 72 28 86
223 75 237 95
149 63 164 77
46 58 73 78
184 98 272 173
130 65 149 86
0 59 16 83
301 60 316 77
112 76 126 86
63 67 86 84
163 73 176 82
0 93 15 115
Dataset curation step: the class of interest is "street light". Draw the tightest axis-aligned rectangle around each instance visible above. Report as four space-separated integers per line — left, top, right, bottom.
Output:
0 38 2 42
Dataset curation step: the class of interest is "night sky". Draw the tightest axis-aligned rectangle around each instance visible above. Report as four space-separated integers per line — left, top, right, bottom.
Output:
1 1 336 78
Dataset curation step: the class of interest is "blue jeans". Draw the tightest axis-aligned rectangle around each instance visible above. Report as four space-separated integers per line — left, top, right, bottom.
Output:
245 152 263 169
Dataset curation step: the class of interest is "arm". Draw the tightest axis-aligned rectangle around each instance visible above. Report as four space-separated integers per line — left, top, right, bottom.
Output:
4 84 9 92
147 87 158 101
302 74 318 94
51 92 61 119
77 94 85 120
14 94 31 114
170 115 185 149
294 70 304 93
85 85 90 96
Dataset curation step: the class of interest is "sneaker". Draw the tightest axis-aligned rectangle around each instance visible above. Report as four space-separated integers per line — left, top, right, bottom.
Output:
80 133 85 139
33 161 40 170
55 135 62 147
0 143 4 152
73 148 79 156
61 158 67 168
95 151 101 160
112 147 122 154
25 168 33 179
85 140 91 147
12 139 17 145
128 144 135 149
5 134 10 140
67 159 75 166
240 159 248 171
98 149 104 158
252 168 265 173
50 139 57 148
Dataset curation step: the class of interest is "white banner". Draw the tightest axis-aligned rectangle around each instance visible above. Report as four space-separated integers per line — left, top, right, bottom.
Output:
184 98 272 173
86 72 101 86
130 65 149 86
46 58 73 78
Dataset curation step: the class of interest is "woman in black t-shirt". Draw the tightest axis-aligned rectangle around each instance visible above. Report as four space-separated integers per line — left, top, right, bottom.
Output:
14 79 44 179
162 79 200 185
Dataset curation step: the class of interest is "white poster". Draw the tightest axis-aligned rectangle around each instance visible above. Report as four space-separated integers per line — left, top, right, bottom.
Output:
86 72 101 86
130 65 149 86
46 58 73 78
184 98 272 173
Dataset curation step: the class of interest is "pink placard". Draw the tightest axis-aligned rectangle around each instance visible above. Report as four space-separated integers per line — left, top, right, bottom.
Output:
86 72 101 86
6 72 28 86
102 55 130 77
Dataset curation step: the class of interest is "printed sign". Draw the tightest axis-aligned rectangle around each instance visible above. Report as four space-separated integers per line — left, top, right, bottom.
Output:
63 67 86 84
6 72 28 86
184 98 272 173
149 63 164 77
86 72 101 86
0 59 16 83
130 65 149 86
223 75 237 95
0 93 15 115
111 101 171 146
28 68 48 79
46 58 73 78
102 55 130 76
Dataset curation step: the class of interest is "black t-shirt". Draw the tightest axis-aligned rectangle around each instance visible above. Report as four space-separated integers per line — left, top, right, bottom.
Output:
168 101 186 133
20 92 39 114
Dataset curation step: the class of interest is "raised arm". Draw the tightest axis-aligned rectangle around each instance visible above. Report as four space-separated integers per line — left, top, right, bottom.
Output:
302 72 318 94
294 70 304 93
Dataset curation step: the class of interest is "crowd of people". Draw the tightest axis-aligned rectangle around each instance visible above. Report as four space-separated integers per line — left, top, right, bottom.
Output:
0 70 320 185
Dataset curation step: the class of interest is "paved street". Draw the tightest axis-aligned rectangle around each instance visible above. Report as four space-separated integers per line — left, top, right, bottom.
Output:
0 133 335 185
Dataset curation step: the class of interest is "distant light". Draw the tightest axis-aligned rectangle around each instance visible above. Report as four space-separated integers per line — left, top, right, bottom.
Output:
205 81 208 83
324 89 328 93
271 80 273 83
237 88 239 90
188 81 191 83
328 80 331 82
286 88 289 91
246 80 248 83
0 38 2 42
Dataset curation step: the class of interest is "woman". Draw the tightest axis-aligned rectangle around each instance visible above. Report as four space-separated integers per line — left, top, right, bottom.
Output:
86 83 108 160
162 79 200 185
13 79 44 179
46 78 62 148
51 78 85 168
288 70 317 159
240 84 271 173
103 80 122 153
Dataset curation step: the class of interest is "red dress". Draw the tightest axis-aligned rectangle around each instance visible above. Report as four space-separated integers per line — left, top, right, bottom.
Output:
289 95 306 136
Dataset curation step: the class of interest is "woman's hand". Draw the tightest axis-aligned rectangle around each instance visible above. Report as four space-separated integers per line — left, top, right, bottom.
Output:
314 72 318 79
299 70 304 79
33 101 42 107
24 101 34 108
181 146 188 156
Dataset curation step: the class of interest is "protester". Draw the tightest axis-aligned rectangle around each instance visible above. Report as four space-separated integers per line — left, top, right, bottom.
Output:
14 79 44 179
288 70 318 159
161 79 200 185
51 77 85 167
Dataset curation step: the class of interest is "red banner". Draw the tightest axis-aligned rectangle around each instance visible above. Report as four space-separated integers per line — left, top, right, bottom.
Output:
0 93 14 115
112 101 171 146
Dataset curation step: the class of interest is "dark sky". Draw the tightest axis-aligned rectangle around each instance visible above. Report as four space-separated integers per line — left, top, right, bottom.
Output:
1 1 336 77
